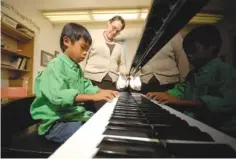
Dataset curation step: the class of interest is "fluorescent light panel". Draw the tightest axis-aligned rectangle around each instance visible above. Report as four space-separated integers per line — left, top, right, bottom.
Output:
92 9 139 14
43 11 89 16
43 9 222 24
93 13 139 21
48 15 90 21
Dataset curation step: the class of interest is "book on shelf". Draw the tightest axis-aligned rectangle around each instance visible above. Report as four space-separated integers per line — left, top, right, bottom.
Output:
2 55 28 70
19 58 27 70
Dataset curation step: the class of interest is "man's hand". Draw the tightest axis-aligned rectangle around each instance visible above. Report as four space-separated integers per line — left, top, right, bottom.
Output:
146 92 179 104
94 89 119 102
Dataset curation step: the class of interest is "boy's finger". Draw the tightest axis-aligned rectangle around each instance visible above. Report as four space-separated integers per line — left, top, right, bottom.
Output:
157 98 166 103
104 97 110 101
146 92 152 97
111 91 118 97
160 100 168 104
106 95 114 100
147 93 155 98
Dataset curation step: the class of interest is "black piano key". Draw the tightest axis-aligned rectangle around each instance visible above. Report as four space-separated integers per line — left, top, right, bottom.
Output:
116 103 137 106
145 112 171 117
166 143 236 158
112 113 145 118
106 123 153 132
103 126 155 138
109 120 150 127
140 109 170 114
115 107 138 110
106 122 152 129
154 126 213 141
149 117 190 126
94 137 171 158
103 128 154 138
106 124 153 133
111 115 146 120
115 105 137 108
114 108 140 112
109 117 148 124
94 150 142 158
113 110 143 114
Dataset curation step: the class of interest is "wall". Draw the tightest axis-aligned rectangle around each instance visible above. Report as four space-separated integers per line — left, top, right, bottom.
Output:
1 0 59 91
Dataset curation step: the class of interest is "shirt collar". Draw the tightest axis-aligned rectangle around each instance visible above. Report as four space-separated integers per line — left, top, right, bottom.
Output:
200 58 222 73
193 58 223 74
58 54 80 69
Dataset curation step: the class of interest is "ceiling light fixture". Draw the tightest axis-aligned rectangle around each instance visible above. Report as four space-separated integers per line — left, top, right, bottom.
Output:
42 8 223 24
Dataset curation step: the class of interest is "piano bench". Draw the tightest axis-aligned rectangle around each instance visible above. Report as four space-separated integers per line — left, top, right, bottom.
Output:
1 96 60 158
1 123 60 158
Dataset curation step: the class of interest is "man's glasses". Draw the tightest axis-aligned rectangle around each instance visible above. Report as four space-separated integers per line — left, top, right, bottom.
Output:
111 25 121 34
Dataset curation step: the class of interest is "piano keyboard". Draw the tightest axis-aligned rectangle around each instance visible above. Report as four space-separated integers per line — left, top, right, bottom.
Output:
49 92 236 158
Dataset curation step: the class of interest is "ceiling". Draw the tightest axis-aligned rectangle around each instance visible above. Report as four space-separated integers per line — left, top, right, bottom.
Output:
5 0 224 12
4 0 229 40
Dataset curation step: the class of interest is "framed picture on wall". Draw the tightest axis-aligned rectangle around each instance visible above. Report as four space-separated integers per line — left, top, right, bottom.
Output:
54 50 60 57
41 50 54 67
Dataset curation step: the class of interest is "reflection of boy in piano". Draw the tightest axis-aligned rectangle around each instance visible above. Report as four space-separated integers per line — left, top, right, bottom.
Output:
139 33 189 93
147 25 236 137
30 23 118 144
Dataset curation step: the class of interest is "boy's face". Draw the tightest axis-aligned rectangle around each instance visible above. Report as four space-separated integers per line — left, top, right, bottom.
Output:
184 42 214 68
63 37 90 63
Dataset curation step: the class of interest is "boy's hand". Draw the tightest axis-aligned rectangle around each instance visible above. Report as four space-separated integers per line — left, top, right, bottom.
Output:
146 92 169 99
94 90 119 102
146 92 179 104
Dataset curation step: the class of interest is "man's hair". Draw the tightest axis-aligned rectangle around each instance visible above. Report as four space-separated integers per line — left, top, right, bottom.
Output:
183 25 222 56
60 23 92 52
109 16 126 30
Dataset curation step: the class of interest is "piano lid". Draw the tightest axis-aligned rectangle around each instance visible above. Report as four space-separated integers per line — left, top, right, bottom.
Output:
130 0 210 75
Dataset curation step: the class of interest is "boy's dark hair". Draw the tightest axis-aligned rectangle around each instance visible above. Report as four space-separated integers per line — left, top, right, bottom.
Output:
60 23 92 52
109 16 126 30
183 25 222 57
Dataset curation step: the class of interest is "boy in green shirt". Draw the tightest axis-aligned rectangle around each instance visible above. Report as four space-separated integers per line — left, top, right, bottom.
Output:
147 25 236 137
30 23 118 144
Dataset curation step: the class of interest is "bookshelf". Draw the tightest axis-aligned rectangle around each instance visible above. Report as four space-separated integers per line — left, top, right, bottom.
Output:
1 65 30 72
1 23 33 43
1 13 35 95
1 48 31 58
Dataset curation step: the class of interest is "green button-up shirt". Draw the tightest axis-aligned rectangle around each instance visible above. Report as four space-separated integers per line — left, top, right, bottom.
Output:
30 54 99 135
168 58 236 134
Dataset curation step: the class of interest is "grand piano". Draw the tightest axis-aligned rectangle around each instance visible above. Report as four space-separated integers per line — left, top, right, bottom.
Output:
49 0 236 158
2 0 236 158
